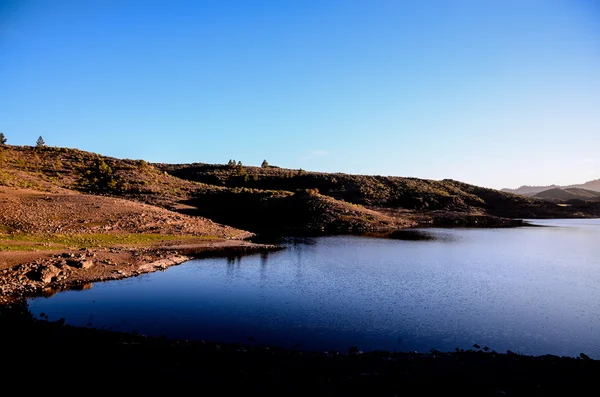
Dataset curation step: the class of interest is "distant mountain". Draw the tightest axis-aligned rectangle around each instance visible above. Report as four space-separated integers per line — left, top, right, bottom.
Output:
502 179 600 196
501 185 560 196
567 179 600 192
533 188 600 202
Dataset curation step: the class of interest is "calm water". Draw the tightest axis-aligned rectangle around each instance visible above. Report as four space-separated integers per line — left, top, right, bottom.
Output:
29 219 600 357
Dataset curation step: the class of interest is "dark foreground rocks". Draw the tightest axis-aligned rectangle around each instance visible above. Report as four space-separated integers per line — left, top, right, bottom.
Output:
1 301 598 397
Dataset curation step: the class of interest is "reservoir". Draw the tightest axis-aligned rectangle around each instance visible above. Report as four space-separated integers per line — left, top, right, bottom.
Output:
29 219 600 358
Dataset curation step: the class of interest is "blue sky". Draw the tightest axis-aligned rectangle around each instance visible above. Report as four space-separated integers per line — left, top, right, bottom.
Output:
1 0 599 189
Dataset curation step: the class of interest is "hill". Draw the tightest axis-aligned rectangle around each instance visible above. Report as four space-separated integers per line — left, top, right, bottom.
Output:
1 145 598 239
533 188 600 202
0 145 402 235
568 179 600 192
503 179 600 196
501 185 559 196
157 162 599 224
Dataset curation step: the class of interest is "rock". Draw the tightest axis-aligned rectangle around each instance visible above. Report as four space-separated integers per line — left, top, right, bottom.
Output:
67 259 94 269
29 265 61 283
80 259 94 269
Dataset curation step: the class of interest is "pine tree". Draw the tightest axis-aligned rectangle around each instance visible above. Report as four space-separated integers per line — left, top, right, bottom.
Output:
36 136 45 148
261 159 269 168
0 133 6 145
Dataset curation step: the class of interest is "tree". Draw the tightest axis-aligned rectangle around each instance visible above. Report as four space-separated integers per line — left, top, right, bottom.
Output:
261 159 269 168
0 133 6 145
36 136 45 148
78 158 119 192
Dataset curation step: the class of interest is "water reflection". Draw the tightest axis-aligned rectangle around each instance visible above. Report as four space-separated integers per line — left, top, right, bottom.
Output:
28 221 600 358
41 282 93 298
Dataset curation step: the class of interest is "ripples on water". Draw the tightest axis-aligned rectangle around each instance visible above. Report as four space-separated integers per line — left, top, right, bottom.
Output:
29 219 600 358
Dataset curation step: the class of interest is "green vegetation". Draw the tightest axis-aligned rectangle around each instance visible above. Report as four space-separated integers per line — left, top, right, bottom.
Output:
76 157 121 192
0 233 208 251
36 136 45 148
261 159 269 168
0 132 6 145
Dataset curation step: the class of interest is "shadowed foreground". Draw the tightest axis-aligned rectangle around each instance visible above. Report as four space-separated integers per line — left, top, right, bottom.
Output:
1 302 597 396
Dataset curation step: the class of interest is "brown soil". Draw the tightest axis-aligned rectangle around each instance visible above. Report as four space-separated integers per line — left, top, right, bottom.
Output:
0 186 247 236
0 186 274 303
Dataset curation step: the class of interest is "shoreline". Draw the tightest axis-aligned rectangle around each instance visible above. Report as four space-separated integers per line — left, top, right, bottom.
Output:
0 239 281 304
1 300 598 396
3 216 589 304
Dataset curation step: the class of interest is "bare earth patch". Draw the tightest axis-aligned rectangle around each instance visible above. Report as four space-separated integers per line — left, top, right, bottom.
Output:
0 187 274 303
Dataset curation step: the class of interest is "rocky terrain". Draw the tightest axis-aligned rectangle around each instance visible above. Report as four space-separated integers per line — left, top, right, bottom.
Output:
158 161 600 229
0 239 278 304
0 179 264 303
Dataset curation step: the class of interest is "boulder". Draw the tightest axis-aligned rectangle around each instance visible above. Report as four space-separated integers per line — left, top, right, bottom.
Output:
29 265 61 283
67 258 94 269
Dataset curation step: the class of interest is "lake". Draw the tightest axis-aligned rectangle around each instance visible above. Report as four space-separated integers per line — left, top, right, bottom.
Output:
28 219 600 358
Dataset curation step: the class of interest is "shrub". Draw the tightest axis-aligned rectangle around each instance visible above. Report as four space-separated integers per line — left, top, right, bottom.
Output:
77 158 120 192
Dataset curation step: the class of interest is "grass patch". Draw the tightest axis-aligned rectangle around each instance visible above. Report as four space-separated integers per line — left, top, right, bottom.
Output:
0 243 66 252
0 233 218 251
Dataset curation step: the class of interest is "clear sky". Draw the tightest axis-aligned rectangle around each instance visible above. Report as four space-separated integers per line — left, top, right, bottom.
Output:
1 0 599 189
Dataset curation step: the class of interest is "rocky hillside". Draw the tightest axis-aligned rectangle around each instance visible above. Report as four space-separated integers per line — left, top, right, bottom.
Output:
0 145 401 234
158 162 598 220
1 145 596 236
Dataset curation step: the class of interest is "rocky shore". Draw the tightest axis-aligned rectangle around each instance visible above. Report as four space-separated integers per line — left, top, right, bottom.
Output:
0 239 281 303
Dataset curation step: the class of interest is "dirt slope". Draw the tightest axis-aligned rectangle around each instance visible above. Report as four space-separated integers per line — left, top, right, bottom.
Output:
0 186 246 237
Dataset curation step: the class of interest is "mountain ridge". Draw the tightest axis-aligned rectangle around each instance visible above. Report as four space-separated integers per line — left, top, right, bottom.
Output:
502 179 600 196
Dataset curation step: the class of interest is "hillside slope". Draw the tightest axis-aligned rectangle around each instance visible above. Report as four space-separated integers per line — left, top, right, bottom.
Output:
503 179 600 196
157 162 598 221
0 186 244 238
501 185 559 196
568 179 600 192
2 145 597 236
533 188 600 202
0 145 400 234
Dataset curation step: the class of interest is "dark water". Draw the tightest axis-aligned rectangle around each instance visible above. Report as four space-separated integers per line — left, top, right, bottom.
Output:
29 219 600 357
